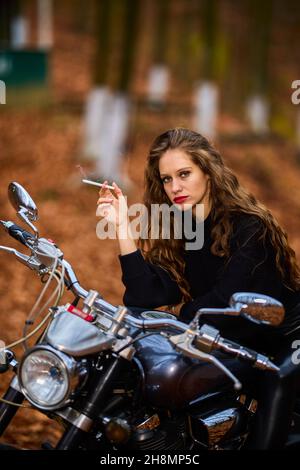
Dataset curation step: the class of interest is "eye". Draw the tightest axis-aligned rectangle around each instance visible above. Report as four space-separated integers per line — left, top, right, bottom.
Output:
161 176 171 184
180 171 190 178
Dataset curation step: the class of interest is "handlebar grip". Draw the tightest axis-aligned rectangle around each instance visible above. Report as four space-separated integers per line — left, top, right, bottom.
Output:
6 222 35 246
218 338 258 365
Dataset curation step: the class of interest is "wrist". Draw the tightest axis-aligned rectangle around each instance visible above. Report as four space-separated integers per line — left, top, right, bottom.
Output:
117 219 132 239
117 218 129 229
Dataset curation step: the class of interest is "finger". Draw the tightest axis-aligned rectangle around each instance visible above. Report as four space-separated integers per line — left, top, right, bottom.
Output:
99 180 110 196
112 181 123 197
98 202 112 210
97 197 114 204
99 180 107 191
96 205 109 217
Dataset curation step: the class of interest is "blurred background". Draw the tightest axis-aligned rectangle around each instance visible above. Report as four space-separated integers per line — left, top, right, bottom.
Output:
0 0 300 448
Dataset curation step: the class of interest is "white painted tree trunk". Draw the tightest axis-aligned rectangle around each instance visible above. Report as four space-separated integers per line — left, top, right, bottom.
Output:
296 109 300 149
82 86 111 160
245 94 269 133
193 81 219 139
96 92 130 183
11 16 28 49
0 80 6 104
147 64 169 107
37 0 53 49
82 89 131 185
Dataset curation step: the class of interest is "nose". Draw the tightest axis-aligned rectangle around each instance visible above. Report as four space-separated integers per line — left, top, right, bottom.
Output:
171 178 183 194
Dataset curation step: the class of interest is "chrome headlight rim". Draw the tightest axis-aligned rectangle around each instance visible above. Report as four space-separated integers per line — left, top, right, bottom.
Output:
18 345 82 411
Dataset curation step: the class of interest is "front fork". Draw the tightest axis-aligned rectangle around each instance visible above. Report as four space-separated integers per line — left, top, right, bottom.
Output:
55 356 124 450
0 376 25 436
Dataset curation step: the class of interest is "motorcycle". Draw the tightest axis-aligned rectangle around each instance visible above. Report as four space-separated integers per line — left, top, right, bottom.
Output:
0 181 299 451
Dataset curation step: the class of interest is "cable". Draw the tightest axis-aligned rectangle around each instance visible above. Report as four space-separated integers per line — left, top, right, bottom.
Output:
22 252 59 332
0 397 31 408
5 310 54 350
114 332 162 354
7 262 66 350
37 271 65 343
22 253 65 350
22 276 60 349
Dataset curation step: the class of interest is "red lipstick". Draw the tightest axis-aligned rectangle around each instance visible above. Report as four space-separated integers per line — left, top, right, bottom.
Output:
174 196 188 204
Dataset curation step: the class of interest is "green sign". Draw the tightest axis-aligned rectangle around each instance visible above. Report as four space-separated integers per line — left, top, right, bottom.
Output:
0 49 48 87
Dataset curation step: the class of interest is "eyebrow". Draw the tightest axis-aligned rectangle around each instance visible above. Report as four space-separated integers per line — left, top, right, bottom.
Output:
160 166 192 177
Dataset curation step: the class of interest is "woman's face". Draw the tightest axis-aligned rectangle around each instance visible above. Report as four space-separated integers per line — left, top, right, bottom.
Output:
158 148 210 217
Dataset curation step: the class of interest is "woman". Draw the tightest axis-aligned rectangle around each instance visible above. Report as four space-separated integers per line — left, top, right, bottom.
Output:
96 127 300 354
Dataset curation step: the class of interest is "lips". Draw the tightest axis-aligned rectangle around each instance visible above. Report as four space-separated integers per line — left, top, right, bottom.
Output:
174 196 189 204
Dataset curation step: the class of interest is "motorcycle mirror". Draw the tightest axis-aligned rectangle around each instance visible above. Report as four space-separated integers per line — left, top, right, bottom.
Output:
8 182 39 237
229 292 285 326
8 182 38 220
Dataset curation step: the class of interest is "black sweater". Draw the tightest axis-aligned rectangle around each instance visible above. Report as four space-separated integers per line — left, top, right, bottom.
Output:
119 213 300 351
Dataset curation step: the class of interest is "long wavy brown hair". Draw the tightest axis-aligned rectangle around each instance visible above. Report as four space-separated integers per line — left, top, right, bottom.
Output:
139 128 300 302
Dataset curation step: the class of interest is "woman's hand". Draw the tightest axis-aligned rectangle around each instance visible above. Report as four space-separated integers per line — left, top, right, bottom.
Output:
96 180 137 254
96 181 129 229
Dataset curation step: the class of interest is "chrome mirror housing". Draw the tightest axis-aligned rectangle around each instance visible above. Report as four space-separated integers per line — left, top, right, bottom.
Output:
8 182 38 220
8 182 39 237
230 292 285 326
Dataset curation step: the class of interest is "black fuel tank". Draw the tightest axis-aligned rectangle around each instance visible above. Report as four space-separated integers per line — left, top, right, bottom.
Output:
135 334 255 409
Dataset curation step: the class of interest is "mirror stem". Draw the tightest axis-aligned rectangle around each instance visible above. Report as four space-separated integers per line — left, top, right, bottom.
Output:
18 209 39 241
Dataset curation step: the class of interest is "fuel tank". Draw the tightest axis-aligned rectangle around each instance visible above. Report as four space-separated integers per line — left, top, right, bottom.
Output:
135 334 256 409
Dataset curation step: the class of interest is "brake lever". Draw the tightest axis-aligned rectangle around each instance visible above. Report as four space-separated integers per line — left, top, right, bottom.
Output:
169 327 242 390
0 245 44 271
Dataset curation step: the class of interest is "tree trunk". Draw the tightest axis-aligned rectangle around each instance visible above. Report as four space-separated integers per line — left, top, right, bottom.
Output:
37 0 53 49
83 0 140 189
93 0 111 87
0 0 12 46
147 0 170 108
193 0 219 139
83 0 112 160
117 0 140 94
245 0 272 133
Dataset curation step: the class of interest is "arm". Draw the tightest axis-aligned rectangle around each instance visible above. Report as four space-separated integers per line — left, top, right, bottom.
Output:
119 249 182 308
179 217 282 322
97 183 182 308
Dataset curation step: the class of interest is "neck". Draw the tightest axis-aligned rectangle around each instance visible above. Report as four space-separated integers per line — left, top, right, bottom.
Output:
192 201 211 221
203 201 212 221
192 180 211 221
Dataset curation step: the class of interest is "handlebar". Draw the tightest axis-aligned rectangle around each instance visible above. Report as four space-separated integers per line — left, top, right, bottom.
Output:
0 221 36 247
61 259 118 316
0 219 118 314
216 337 279 372
192 323 279 372
61 260 188 327
0 216 279 387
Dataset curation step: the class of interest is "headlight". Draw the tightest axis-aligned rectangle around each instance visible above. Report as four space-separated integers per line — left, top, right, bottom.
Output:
18 345 87 410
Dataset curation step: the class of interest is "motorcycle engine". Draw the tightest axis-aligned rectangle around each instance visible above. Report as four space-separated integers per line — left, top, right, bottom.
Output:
131 413 188 451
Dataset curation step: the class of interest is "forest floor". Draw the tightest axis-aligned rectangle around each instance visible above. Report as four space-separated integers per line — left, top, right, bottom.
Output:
0 23 300 449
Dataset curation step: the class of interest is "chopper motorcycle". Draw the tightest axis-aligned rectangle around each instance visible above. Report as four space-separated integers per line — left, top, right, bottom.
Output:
0 181 299 452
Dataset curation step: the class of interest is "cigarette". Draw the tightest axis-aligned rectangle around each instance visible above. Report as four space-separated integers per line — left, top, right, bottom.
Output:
82 179 114 190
